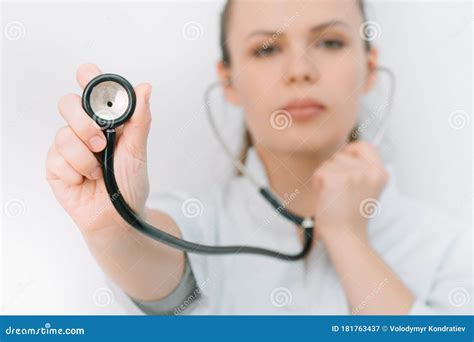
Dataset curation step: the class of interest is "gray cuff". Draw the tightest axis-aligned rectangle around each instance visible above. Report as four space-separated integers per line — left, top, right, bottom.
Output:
129 254 200 315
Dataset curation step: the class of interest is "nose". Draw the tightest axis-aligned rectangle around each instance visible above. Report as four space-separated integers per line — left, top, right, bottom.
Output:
283 49 319 85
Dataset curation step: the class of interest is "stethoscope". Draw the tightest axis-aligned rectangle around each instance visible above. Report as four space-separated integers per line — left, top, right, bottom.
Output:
82 67 394 261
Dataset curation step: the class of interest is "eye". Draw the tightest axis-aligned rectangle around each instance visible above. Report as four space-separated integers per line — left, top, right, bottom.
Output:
317 39 345 49
253 45 281 57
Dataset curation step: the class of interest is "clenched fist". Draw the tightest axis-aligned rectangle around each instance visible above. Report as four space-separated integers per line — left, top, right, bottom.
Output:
311 140 389 242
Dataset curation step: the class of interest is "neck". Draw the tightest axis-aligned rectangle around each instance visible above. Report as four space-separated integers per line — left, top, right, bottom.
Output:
254 144 341 218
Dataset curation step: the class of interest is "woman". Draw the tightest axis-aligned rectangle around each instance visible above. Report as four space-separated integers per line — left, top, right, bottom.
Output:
45 0 471 315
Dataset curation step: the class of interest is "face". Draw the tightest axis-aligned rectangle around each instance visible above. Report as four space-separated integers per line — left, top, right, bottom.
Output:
218 0 378 157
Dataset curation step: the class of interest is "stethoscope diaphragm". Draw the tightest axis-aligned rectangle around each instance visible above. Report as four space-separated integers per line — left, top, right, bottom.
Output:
82 73 136 130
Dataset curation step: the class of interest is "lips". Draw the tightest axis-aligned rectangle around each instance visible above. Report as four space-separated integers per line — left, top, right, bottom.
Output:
282 98 326 121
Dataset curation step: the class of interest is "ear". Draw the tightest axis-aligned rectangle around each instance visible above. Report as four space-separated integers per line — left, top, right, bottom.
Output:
216 60 242 106
363 46 379 93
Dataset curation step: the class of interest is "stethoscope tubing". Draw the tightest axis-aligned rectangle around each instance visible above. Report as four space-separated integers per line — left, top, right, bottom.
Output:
85 65 395 262
100 128 314 261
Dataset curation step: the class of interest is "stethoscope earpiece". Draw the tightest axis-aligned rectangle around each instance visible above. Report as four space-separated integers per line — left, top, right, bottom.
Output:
82 73 136 130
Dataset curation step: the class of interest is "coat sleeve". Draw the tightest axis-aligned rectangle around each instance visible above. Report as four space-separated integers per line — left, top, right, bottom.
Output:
104 190 217 315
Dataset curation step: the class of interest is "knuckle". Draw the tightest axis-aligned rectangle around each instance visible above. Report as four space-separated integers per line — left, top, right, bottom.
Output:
350 140 374 156
318 172 331 186
368 168 384 185
73 148 96 173
54 126 72 147
363 143 378 157
350 171 362 183
58 93 76 114
341 172 352 184
84 156 98 173
45 147 57 172
358 140 372 150
46 148 64 180
46 145 57 165
312 170 324 185
377 169 390 184
367 173 378 185
80 113 102 138
86 119 102 137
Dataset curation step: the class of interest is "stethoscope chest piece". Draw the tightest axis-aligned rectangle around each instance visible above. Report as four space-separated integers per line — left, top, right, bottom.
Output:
82 73 136 130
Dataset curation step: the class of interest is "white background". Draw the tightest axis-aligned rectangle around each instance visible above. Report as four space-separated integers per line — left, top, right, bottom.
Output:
1 0 472 314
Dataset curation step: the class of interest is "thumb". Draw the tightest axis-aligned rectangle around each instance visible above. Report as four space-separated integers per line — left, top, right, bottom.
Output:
122 82 153 160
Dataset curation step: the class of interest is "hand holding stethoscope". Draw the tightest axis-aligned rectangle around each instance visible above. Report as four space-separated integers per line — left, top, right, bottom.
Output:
46 65 154 242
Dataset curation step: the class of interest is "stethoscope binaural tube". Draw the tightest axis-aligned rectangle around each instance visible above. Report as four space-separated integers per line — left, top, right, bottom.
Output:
82 73 315 261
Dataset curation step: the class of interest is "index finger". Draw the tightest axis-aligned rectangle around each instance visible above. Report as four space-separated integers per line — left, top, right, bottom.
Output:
344 140 381 164
76 63 102 90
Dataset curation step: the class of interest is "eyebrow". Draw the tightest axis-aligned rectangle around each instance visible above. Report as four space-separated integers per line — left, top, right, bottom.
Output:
246 20 350 39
